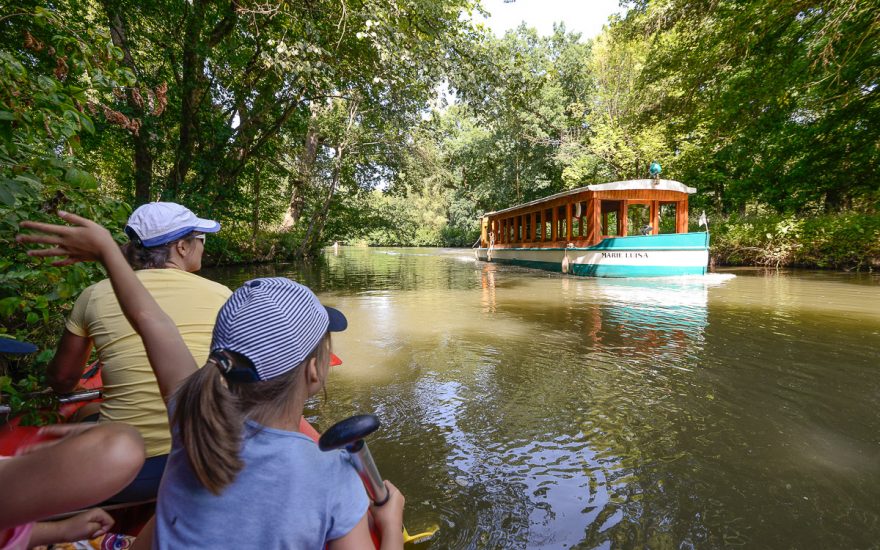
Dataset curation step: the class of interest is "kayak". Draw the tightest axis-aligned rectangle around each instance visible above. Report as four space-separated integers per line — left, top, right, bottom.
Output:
0 362 103 455
1 354 340 452
0 360 381 547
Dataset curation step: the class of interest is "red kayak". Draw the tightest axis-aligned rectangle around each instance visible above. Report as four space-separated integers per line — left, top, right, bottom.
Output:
0 358 381 547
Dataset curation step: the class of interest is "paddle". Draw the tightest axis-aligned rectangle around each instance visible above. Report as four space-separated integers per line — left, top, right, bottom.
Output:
318 414 439 544
0 388 102 415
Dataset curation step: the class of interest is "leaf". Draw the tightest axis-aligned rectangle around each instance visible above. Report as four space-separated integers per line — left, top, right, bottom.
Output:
36 75 58 92
0 111 14 121
0 297 21 316
64 167 97 189
79 112 95 134
63 109 82 130
0 185 14 206
118 67 136 85
14 174 42 188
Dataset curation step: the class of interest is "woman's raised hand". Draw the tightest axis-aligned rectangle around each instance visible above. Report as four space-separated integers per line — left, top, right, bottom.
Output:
17 211 117 266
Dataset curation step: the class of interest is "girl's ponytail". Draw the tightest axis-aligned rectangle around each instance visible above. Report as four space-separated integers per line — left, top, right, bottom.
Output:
172 334 331 494
172 364 244 495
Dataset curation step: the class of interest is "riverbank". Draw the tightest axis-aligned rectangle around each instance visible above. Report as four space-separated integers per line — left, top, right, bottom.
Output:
4 209 876 394
709 211 880 271
209 211 880 272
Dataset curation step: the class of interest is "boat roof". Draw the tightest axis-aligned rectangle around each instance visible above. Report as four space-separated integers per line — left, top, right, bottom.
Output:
483 179 696 217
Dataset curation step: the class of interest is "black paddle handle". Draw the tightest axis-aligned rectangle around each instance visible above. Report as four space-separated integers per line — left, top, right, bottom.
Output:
318 414 389 505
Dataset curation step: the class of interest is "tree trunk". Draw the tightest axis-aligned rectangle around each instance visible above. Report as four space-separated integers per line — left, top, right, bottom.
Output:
296 98 359 256
133 139 153 204
252 165 261 253
102 0 154 205
298 145 344 257
281 102 322 230
168 2 207 196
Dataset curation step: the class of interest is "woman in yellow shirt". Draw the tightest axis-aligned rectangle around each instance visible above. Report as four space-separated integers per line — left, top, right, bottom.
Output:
47 203 231 503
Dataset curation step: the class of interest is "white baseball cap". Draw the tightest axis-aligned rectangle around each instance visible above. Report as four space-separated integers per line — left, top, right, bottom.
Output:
125 202 220 247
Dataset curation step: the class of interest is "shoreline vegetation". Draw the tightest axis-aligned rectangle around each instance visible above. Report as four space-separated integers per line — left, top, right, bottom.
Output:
205 211 880 275
209 209 880 272
2 0 877 409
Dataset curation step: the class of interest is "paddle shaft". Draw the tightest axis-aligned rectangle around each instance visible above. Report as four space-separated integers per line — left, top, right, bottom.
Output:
318 415 439 545
0 389 102 415
344 439 389 505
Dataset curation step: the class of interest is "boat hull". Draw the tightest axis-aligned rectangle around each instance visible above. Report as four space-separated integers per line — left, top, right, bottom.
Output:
475 232 709 277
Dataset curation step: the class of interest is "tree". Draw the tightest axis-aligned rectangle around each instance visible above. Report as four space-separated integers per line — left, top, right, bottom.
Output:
1 2 132 349
619 0 880 213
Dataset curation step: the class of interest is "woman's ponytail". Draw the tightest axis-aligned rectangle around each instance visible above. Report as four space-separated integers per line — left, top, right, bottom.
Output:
172 364 244 495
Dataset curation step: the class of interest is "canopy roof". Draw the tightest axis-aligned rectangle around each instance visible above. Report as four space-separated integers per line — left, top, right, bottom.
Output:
484 179 696 217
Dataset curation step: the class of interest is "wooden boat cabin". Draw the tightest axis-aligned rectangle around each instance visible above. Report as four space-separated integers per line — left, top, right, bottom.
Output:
475 179 709 277
479 179 694 249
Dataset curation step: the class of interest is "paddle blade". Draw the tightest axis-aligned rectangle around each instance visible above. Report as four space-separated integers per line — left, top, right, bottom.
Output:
403 526 439 545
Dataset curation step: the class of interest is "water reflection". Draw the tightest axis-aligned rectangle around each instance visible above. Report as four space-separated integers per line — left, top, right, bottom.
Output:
203 250 880 549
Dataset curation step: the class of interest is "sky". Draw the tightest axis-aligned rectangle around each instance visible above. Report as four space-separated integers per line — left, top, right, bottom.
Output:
476 0 625 39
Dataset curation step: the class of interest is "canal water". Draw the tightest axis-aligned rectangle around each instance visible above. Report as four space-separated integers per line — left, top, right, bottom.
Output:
206 248 880 549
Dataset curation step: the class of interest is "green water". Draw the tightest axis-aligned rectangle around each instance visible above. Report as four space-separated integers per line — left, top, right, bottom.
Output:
206 248 880 549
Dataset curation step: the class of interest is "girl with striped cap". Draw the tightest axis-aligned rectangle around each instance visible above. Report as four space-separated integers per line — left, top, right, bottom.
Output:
19 212 405 549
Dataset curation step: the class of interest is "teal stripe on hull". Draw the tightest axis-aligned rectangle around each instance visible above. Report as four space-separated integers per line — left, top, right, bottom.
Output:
591 232 709 250
491 258 565 273
484 233 710 252
479 232 709 278
488 257 705 277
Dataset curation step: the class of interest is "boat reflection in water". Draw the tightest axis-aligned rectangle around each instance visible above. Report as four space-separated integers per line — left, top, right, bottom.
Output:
468 265 736 547
584 275 733 354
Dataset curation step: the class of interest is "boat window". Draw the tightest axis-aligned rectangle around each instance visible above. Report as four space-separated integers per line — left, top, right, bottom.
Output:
659 203 677 234
578 201 588 237
627 204 651 236
544 209 553 240
603 212 618 236
557 206 567 241
600 200 620 236
534 212 542 240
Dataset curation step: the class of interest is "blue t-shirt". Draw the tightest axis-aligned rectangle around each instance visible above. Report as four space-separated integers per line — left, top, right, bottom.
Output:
153 419 369 549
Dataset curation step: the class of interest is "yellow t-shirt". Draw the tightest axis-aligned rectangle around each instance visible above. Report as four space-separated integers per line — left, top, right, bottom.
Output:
66 269 232 457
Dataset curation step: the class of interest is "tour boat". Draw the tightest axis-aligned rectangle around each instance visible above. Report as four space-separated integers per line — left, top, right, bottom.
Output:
474 179 709 277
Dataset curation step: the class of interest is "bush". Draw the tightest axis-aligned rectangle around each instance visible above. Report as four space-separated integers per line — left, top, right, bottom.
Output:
711 211 880 270
1 7 136 418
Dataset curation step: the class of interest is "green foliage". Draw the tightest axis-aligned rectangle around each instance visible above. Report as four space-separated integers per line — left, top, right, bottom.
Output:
619 0 879 214
351 189 446 247
445 26 589 211
711 211 880 270
0 369 59 425
1 5 132 356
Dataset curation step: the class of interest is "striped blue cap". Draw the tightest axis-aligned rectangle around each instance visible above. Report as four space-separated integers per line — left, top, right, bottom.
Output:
211 278 347 381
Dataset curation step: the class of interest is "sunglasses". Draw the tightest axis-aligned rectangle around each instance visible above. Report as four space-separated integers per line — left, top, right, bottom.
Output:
193 234 206 242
